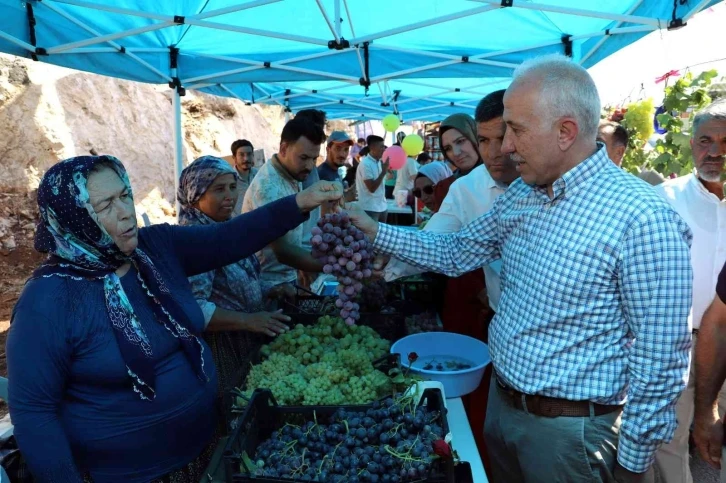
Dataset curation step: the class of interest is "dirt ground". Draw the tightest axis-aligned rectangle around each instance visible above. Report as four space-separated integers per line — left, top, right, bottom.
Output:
0 192 45 418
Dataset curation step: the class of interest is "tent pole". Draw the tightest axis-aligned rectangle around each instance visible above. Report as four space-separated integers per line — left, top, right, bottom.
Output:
334 0 341 38
172 88 184 221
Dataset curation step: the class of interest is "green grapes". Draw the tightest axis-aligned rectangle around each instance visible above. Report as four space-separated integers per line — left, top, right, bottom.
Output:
238 316 393 406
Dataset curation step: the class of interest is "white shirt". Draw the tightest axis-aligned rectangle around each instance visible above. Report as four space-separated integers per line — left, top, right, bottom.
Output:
242 155 302 286
385 164 508 311
356 155 388 212
394 157 419 194
655 172 726 329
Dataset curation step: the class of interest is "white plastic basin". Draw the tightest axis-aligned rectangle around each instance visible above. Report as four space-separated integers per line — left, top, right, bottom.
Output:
390 332 490 398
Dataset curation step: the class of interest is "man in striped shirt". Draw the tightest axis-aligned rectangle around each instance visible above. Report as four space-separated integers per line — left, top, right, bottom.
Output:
350 55 692 482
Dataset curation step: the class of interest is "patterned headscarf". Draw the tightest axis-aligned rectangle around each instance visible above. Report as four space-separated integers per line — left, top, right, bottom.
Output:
417 161 453 185
177 155 238 223
32 155 208 401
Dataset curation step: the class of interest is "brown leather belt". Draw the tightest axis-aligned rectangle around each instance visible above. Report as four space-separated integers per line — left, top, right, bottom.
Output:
495 374 623 418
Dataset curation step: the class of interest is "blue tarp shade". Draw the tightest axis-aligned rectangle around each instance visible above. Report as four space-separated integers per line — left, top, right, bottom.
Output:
0 0 720 121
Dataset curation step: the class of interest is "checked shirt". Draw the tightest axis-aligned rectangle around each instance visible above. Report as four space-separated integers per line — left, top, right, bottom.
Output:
373 146 693 472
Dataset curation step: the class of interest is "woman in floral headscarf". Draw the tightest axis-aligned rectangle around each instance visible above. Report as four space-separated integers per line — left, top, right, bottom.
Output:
6 155 341 482
177 156 290 429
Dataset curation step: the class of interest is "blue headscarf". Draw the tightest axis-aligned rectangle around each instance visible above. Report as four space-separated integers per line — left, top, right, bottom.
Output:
177 155 238 223
32 155 208 401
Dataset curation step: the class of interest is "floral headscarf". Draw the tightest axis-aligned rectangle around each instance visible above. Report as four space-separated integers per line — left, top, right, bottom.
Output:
177 155 238 222
177 156 264 313
32 155 208 401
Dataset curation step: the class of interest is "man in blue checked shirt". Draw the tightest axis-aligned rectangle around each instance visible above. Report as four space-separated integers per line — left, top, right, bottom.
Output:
352 54 693 483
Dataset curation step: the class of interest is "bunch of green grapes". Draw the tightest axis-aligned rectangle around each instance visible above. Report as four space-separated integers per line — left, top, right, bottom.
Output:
238 316 393 406
623 98 655 144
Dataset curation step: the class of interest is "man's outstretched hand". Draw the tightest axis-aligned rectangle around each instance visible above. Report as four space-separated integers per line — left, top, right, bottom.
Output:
341 204 380 241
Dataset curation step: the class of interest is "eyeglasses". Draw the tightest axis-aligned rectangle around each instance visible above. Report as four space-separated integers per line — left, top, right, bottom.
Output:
412 185 435 198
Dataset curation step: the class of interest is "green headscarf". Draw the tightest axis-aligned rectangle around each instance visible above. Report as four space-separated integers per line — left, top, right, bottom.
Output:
438 113 483 176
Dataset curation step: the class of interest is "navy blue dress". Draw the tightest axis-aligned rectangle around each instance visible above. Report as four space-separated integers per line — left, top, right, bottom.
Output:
7 195 306 482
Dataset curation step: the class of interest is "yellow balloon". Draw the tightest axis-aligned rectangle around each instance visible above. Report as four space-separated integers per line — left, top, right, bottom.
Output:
401 134 424 156
382 114 400 133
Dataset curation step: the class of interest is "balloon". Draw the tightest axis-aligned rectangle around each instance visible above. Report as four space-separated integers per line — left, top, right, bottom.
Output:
401 134 424 156
382 146 407 170
382 114 400 133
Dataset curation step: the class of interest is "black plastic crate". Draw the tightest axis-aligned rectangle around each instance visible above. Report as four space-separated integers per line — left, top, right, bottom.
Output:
223 387 472 483
390 275 446 315
227 354 403 426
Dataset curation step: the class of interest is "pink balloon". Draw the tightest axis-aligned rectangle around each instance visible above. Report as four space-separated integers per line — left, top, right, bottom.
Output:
382 146 407 170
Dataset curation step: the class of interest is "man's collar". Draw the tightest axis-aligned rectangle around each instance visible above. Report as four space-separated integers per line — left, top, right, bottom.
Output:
534 143 609 200
270 154 298 184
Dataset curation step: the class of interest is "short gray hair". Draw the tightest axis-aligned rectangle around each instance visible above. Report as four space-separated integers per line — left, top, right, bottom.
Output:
692 99 726 135
511 54 601 141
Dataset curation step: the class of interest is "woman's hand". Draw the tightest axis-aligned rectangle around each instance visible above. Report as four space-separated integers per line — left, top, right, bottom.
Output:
242 310 291 337
296 181 343 213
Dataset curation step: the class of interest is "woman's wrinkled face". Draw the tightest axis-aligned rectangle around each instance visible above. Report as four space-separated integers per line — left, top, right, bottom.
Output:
196 173 239 222
87 166 138 255
414 176 436 211
441 128 479 172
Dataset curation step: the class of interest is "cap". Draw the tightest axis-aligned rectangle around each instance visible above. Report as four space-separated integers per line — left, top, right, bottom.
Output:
328 131 354 146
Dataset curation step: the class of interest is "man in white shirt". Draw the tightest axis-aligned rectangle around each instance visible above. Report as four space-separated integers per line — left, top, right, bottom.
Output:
384 89 518 315
655 99 726 483
394 149 420 197
243 117 328 288
356 134 390 221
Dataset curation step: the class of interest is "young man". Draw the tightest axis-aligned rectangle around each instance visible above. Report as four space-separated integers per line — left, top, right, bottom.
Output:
231 139 258 215
660 99 726 483
353 55 692 483
318 131 353 183
355 135 390 221
242 118 328 289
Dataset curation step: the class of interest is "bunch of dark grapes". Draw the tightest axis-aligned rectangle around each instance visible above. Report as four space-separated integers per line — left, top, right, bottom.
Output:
251 393 448 482
311 211 373 326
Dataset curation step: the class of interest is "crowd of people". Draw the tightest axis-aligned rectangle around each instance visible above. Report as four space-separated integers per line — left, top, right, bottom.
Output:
4 52 726 483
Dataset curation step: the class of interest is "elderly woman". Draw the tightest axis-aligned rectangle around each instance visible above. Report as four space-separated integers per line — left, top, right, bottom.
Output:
6 155 340 482
177 156 289 427
412 161 453 212
433 113 483 211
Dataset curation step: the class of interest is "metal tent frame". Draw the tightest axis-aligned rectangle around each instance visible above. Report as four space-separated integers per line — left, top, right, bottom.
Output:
0 0 719 203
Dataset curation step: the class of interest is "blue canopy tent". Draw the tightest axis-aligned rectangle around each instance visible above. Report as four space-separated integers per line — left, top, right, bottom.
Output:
0 0 720 199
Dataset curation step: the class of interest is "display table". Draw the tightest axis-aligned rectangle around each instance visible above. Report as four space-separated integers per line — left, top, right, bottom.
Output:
447 397 488 482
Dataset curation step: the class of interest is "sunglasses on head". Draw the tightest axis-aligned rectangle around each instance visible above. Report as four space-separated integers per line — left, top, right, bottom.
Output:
412 185 435 198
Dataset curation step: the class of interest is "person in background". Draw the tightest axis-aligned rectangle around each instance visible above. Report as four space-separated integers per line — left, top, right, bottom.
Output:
344 146 367 203
433 113 483 211
384 166 397 199
394 149 421 200
243 118 328 294
417 152 432 166
6 155 340 482
353 54 692 483
598 120 665 186
356 134 390 221
231 139 258 215
598 121 628 167
663 99 726 481
177 156 291 431
351 137 365 161
412 162 453 211
318 131 354 183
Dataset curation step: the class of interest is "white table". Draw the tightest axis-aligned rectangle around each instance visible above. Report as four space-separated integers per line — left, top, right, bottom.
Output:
447 397 488 482
386 199 413 215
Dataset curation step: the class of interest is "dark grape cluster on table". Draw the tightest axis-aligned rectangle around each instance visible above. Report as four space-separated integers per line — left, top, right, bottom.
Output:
251 393 449 482
311 211 373 325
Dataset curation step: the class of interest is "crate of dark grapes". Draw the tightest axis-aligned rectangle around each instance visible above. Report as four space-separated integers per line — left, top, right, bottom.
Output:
223 386 473 483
